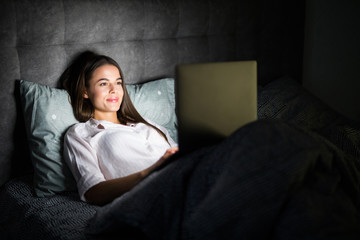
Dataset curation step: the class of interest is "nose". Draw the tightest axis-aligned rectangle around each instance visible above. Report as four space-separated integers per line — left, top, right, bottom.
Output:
109 83 116 93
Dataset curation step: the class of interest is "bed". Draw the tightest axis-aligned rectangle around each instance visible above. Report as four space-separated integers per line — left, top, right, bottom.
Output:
1 0 360 239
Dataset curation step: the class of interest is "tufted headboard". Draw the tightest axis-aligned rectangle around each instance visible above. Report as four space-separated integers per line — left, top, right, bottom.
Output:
0 0 304 186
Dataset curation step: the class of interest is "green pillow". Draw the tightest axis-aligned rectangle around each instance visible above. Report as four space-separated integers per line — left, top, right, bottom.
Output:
20 80 78 197
19 78 178 197
127 78 178 142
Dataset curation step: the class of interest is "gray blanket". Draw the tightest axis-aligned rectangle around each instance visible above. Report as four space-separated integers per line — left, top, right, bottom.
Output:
87 120 360 240
0 176 98 240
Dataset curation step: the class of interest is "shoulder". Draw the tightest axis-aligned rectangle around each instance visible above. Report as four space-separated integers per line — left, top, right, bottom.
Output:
145 118 168 133
144 118 161 129
66 122 86 134
65 120 96 139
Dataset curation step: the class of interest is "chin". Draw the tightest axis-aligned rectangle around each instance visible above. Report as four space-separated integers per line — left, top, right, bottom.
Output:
110 107 121 112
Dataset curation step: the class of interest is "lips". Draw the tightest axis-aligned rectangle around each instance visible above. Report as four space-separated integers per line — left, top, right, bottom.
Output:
107 97 119 103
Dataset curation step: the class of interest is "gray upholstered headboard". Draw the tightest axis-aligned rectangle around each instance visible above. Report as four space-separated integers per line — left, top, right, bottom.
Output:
0 0 304 186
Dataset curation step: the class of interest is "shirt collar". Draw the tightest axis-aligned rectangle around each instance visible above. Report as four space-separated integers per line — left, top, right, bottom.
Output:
88 118 112 129
88 118 136 129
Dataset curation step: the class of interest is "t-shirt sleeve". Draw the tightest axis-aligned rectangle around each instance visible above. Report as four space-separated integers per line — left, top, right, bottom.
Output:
63 125 106 202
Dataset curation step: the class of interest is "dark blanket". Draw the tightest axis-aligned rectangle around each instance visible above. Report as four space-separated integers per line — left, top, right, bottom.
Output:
87 120 360 240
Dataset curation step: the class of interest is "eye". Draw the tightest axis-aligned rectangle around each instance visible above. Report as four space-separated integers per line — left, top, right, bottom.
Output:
99 81 107 86
116 80 122 85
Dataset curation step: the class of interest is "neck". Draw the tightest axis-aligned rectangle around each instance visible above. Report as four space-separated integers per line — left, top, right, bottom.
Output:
94 112 120 124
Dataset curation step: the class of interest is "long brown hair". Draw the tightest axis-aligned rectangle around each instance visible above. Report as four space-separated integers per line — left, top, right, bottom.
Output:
62 51 168 142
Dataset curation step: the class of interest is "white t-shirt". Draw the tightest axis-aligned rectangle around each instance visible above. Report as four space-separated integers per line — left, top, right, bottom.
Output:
63 118 177 201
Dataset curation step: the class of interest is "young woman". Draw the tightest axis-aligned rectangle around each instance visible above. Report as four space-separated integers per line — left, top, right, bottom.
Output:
62 51 178 206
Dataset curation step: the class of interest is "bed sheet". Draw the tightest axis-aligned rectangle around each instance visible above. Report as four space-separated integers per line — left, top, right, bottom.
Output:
0 175 98 240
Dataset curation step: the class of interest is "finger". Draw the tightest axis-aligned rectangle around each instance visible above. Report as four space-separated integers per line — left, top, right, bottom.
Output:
167 147 179 154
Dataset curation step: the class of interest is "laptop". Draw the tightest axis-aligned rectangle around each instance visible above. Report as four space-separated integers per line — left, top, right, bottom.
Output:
175 61 257 154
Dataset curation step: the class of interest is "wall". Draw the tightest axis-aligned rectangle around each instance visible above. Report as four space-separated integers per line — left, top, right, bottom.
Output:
303 0 360 121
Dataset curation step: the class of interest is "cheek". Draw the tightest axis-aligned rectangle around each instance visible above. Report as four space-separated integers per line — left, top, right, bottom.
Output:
118 87 124 98
93 89 107 99
88 90 106 104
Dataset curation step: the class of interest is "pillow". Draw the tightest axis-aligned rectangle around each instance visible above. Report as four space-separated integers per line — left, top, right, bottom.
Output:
20 80 78 197
257 76 360 159
19 78 178 197
257 76 345 130
126 78 178 142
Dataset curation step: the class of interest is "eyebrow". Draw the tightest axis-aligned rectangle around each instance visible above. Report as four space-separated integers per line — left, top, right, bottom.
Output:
96 77 122 83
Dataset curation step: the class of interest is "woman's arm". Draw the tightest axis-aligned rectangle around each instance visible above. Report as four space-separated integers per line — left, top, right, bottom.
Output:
85 147 178 206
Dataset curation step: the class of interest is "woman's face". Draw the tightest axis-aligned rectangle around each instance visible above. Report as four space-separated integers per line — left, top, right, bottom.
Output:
84 64 123 121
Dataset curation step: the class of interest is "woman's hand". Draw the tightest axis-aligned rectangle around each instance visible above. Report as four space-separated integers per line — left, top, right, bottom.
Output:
156 147 179 166
141 147 179 177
